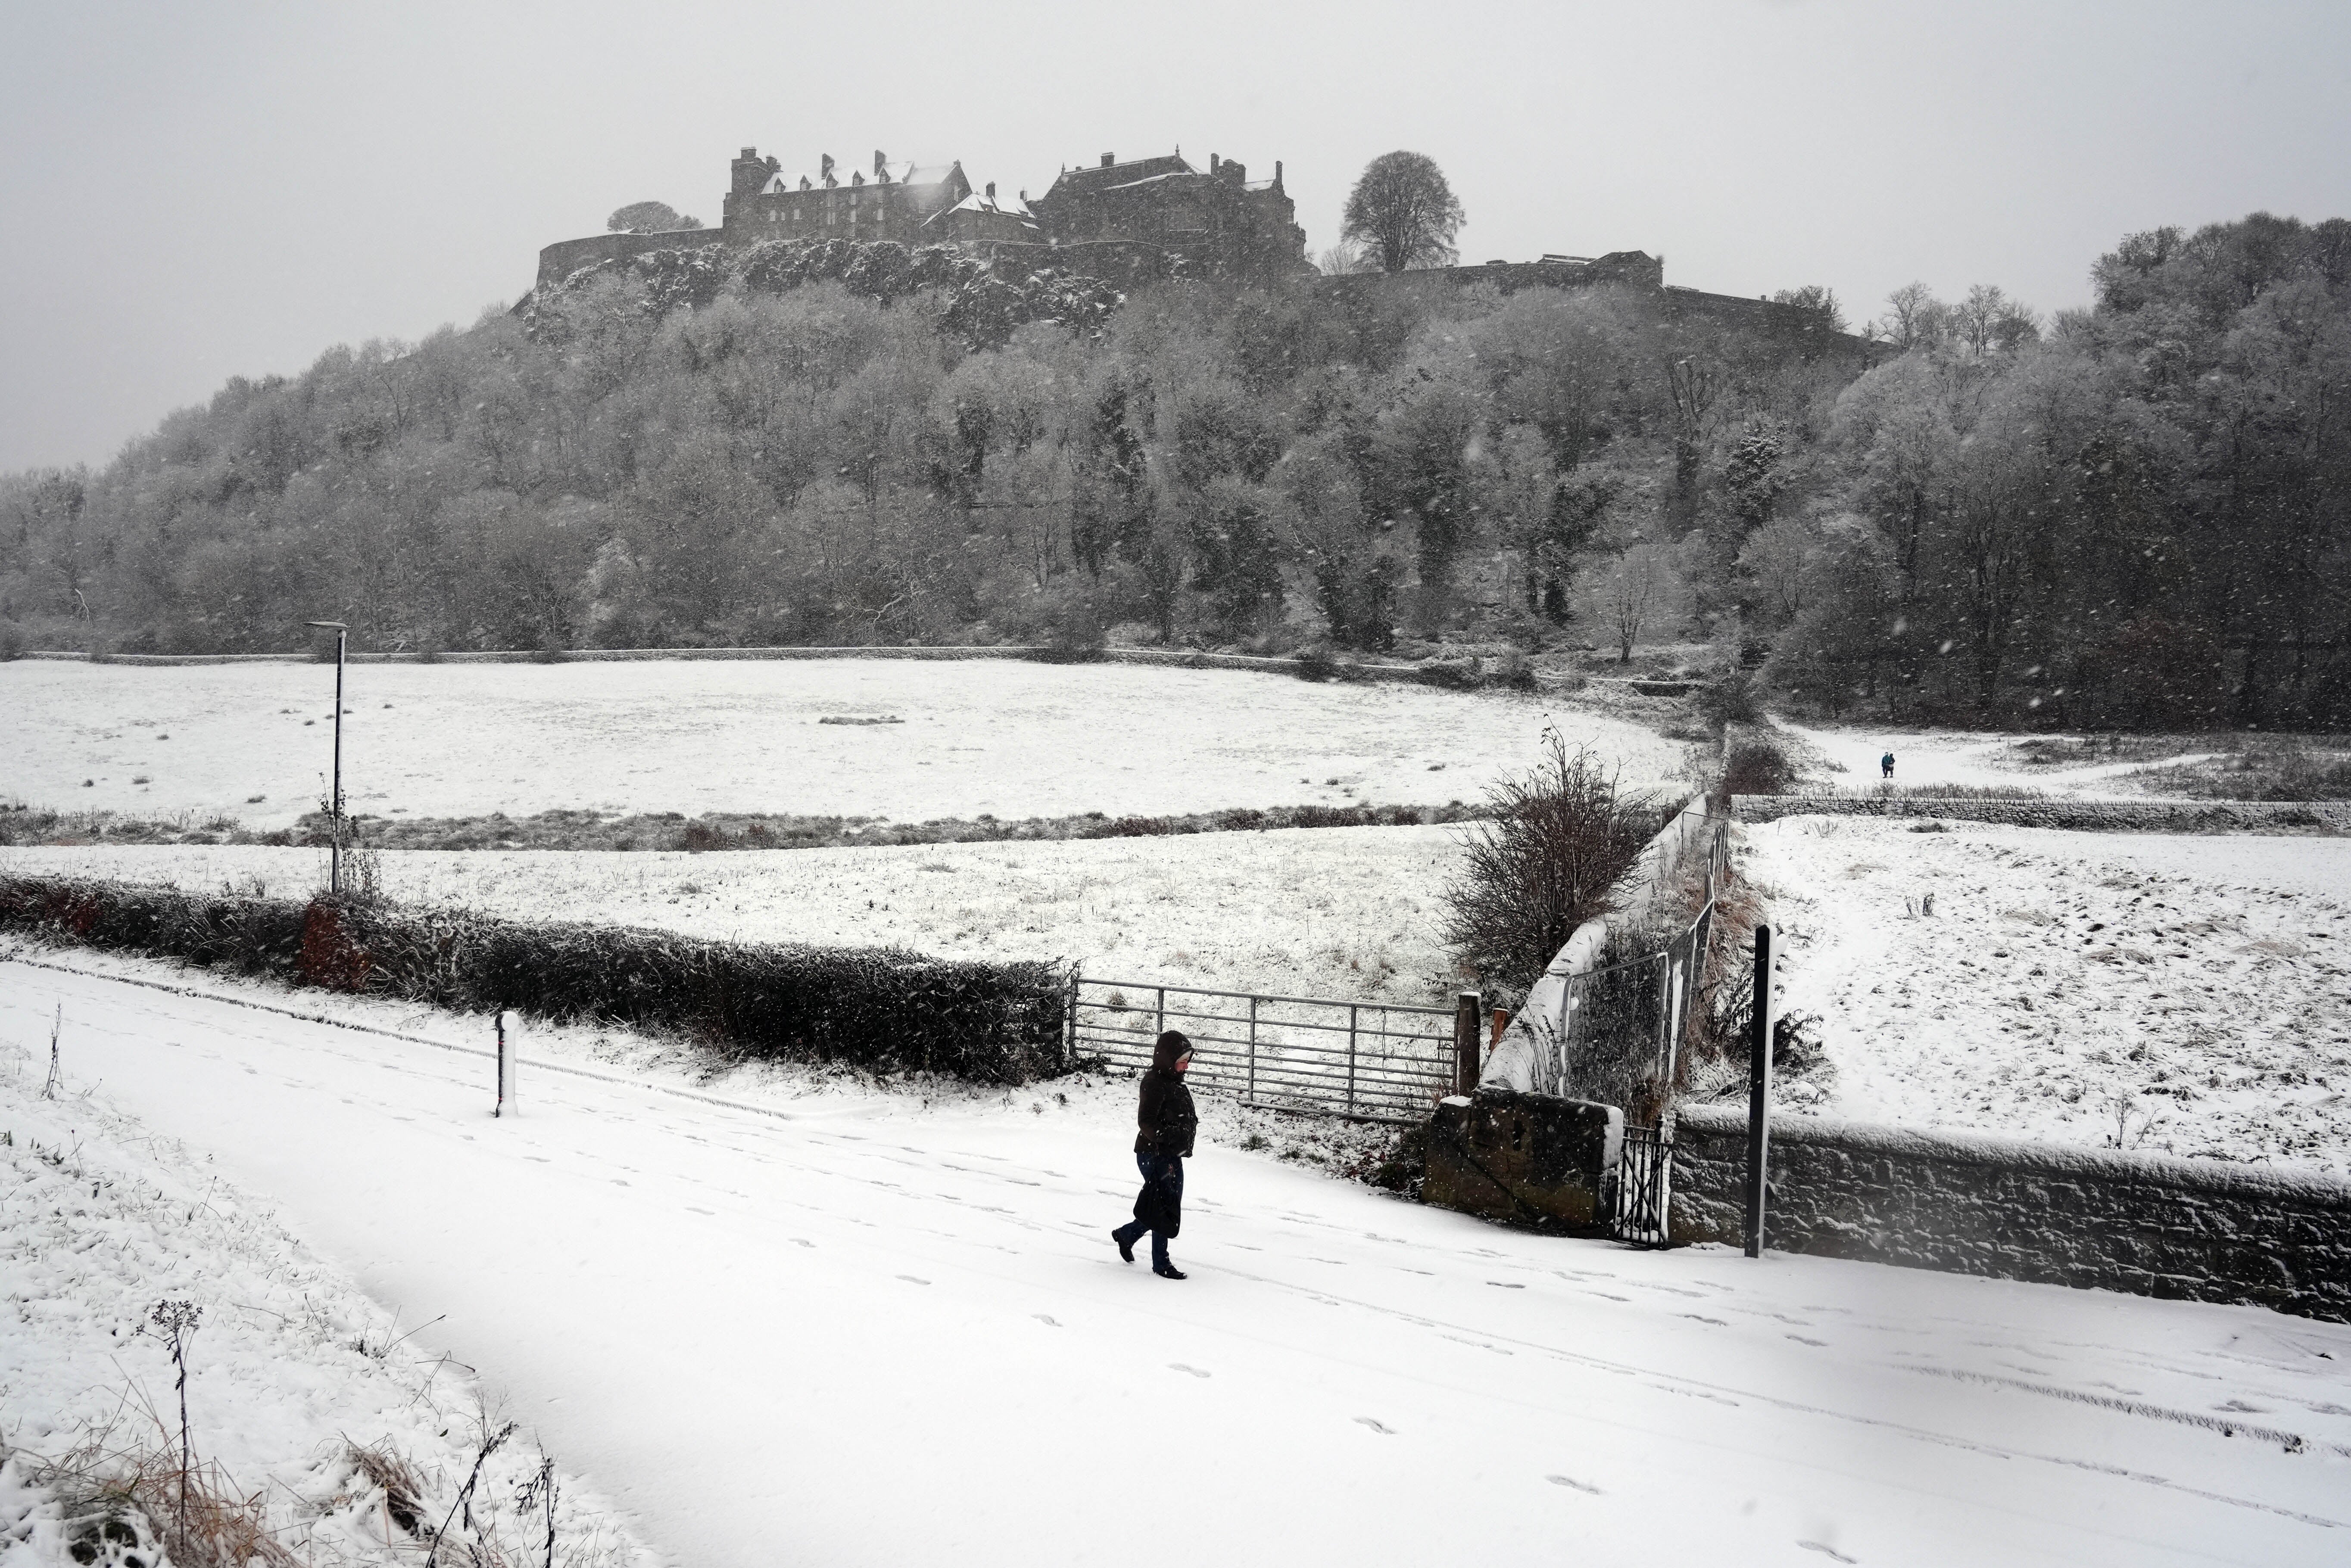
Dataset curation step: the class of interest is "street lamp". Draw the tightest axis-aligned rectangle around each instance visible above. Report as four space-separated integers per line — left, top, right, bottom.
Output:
305 621 349 894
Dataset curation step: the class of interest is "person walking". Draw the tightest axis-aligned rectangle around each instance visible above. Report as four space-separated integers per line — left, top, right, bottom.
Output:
1112 1030 1197 1279
1881 750 1896 780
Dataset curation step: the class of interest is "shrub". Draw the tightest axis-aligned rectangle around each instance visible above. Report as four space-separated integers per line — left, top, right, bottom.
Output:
1293 641 1338 682
1443 732 1657 986
1488 648 1537 690
1418 656 1483 690
1695 670 1761 735
1721 740 1796 797
0 876 1071 1083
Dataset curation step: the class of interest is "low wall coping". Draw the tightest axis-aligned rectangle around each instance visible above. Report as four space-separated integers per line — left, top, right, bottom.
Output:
1675 1102 2351 1210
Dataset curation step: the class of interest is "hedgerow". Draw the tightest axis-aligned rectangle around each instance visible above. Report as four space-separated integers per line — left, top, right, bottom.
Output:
0 876 1069 1083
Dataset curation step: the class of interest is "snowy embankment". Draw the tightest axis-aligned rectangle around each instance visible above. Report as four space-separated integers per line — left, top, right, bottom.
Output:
0 825 1467 1004
1742 817 2351 1172
6 949 2350 1567
0 658 1689 829
0 1031 650 1567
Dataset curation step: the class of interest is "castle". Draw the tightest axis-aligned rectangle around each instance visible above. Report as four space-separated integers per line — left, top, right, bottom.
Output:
533 144 1309 292
527 140 1868 358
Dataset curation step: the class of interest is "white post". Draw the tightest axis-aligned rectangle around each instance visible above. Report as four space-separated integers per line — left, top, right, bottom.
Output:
496 1010 520 1117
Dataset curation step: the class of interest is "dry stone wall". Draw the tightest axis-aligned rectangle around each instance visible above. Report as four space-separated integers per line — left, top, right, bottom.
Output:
1732 794 2349 831
1671 1103 2351 1321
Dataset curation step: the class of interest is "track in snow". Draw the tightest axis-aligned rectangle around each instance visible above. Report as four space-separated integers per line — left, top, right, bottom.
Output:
6 954 2348 1568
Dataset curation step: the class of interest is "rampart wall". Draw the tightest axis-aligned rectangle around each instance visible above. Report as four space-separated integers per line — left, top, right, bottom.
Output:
534 229 721 290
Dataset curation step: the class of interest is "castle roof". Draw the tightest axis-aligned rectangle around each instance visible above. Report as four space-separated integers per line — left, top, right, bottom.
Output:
760 159 959 194
1044 152 1197 199
925 189 1039 225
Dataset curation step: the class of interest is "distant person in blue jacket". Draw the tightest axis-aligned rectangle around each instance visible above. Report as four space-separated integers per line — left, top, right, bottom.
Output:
1881 750 1896 780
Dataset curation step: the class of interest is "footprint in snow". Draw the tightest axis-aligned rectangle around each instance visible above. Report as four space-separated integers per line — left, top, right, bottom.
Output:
1798 1543 1857 1564
686 1206 714 1215
1353 1417 1395 1434
1487 1281 1525 1289
898 1275 930 1285
1167 1363 1211 1379
791 1238 814 1248
1546 1475 1601 1494
1034 1314 1061 1328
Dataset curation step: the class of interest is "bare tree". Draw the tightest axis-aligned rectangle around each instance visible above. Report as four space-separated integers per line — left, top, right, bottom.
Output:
1578 540 1688 663
1340 151 1465 273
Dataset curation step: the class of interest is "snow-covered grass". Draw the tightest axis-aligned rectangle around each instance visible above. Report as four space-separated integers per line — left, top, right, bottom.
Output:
0 658 1690 830
0 1030 650 1568
6 948 2349 1566
1742 816 2351 1172
1782 722 2231 797
0 826 1470 1005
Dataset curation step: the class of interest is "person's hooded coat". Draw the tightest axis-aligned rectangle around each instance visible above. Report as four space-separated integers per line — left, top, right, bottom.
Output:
1134 1033 1198 1159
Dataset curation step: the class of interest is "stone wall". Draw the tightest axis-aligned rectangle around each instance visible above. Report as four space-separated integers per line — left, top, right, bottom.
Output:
1423 1091 1624 1233
1671 1103 2351 1321
1731 794 2350 831
533 230 720 291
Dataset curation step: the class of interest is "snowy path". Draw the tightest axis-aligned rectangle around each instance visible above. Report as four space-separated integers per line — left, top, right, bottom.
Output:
7 958 2349 1567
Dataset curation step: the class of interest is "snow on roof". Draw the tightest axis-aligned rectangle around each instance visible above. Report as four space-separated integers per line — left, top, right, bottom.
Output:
924 189 1040 228
761 159 956 195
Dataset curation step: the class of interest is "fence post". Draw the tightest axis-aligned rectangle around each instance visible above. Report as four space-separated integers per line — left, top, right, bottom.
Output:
1247 995 1259 1103
1063 964 1080 1071
1743 924 1774 1259
1453 990 1483 1096
1347 1004 1359 1117
1156 986 1166 1044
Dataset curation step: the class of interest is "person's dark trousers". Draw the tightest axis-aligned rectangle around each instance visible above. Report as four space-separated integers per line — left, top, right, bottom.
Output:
1114 1151 1184 1267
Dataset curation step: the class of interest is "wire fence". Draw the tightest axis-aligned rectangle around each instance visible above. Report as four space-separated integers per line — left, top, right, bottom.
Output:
1521 816 1730 1105
1069 977 1459 1123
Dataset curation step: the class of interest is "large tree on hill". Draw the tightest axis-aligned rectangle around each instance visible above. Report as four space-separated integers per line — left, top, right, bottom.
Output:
1341 151 1465 273
607 201 703 233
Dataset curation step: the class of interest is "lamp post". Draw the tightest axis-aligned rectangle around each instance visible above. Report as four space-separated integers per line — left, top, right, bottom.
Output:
305 621 348 894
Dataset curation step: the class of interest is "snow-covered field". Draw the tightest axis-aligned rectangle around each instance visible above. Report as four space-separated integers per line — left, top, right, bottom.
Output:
0 659 1689 829
1784 723 2220 796
0 825 1465 1004
1743 817 2351 1171
6 949 2348 1567
0 1024 650 1566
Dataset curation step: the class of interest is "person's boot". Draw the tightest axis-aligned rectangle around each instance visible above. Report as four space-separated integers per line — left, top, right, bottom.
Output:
1152 1238 1185 1279
1153 1260 1188 1280
1112 1224 1139 1263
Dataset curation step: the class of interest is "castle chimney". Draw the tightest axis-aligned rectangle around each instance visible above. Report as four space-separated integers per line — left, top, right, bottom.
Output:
985 180 996 201
1101 152 1115 168
1210 153 1219 174
821 153 836 186
1274 160 1283 190
874 149 887 175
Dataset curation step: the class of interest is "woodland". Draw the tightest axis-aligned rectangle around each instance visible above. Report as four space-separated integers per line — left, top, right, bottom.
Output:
3 212 2347 730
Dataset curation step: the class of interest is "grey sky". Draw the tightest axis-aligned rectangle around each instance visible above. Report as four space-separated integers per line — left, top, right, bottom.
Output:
3 0 2346 471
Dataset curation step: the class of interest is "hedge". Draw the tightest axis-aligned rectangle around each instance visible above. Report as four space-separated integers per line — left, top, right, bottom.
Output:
0 875 1070 1084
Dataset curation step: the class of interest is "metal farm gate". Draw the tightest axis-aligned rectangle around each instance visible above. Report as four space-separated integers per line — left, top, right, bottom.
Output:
1069 977 1459 1123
